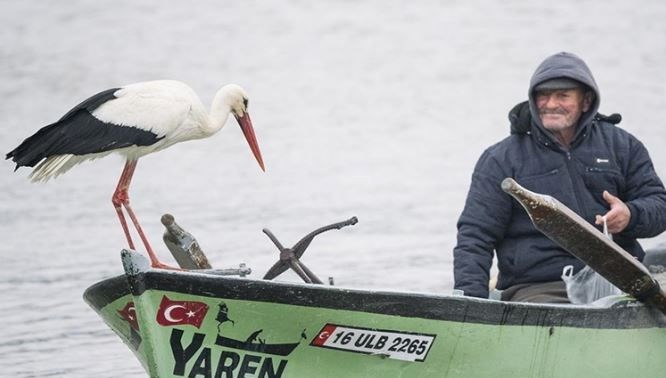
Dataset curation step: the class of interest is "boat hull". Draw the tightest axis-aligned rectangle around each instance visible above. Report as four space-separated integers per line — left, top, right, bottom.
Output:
84 251 666 378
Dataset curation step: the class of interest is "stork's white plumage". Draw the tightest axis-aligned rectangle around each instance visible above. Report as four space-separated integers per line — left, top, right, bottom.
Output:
6 80 265 269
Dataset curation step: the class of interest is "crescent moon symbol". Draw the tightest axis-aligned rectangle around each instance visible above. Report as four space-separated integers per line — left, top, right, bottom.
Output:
164 304 186 322
127 306 136 320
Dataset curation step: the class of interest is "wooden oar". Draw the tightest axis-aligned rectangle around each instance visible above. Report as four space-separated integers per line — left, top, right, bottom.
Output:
501 177 666 313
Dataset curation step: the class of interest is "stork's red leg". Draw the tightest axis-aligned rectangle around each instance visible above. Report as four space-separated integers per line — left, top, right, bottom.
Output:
123 198 172 269
112 160 177 269
112 161 137 250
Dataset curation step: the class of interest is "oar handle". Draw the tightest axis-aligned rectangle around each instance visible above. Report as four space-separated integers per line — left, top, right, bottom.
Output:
161 213 212 269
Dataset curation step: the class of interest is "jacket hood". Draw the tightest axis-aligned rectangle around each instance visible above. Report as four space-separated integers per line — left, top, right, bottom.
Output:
527 52 600 145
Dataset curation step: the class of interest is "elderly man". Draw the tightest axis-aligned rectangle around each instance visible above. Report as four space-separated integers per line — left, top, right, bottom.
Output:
453 52 666 302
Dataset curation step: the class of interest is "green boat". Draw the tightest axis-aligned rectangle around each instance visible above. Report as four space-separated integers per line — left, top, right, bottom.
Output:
84 182 666 378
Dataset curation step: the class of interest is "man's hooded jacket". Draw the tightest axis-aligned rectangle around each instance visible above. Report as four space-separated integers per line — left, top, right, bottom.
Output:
453 52 666 299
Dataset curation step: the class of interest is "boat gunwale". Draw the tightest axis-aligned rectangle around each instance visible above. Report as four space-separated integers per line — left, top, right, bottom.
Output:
84 268 666 330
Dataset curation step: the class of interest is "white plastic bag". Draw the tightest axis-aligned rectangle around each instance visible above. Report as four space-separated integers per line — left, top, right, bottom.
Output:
561 216 623 304
561 265 622 304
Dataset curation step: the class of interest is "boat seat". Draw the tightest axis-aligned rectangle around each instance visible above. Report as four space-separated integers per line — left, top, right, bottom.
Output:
644 247 666 272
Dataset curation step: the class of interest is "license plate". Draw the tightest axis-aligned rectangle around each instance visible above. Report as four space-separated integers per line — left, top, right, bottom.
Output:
310 323 436 362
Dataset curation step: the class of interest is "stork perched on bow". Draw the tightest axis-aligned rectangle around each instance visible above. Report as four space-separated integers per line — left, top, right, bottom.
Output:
6 80 265 268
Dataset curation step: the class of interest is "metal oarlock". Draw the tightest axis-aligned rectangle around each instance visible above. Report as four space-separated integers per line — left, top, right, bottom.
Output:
263 217 358 284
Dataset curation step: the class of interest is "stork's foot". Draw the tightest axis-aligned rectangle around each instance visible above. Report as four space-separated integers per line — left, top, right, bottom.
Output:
150 260 184 271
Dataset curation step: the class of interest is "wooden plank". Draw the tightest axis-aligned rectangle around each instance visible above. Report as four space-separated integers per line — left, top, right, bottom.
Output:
501 177 666 313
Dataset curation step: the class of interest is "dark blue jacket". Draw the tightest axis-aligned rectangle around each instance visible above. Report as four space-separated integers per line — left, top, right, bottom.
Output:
453 52 666 299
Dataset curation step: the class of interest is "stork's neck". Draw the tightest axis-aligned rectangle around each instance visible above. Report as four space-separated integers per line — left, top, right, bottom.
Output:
206 91 233 135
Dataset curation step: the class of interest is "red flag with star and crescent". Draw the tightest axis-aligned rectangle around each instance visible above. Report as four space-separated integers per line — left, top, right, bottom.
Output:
118 301 140 331
311 324 337 346
156 296 209 328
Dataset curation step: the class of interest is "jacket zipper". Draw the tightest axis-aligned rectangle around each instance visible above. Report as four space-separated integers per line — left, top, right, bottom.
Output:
563 150 584 213
587 167 616 174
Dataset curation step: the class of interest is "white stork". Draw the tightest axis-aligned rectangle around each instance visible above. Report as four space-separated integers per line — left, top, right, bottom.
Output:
6 80 265 269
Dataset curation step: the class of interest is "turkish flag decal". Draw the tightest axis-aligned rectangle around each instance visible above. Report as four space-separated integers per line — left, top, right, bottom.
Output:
156 296 209 328
311 324 337 346
118 301 140 331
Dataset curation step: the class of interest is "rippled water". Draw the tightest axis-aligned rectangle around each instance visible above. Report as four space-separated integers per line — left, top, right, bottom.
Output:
2 1 666 376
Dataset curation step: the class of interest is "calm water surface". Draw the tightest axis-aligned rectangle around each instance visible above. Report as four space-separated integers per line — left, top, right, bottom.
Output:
2 1 666 376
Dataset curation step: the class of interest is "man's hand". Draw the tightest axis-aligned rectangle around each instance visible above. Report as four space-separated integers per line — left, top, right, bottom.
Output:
594 191 631 234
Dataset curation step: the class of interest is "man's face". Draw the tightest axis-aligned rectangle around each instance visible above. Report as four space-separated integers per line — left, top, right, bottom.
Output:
535 88 592 132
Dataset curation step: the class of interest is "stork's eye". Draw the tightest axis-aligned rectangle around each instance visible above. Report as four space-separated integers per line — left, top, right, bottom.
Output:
243 98 249 109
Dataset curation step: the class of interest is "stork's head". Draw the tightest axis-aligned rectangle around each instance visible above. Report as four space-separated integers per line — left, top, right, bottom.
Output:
218 84 265 171
222 84 250 118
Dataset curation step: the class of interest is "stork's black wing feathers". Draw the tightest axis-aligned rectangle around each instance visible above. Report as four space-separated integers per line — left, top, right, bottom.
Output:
59 87 120 122
6 87 163 169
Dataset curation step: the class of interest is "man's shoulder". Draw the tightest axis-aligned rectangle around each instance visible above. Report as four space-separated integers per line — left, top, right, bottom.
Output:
590 118 641 145
472 134 531 174
482 134 529 157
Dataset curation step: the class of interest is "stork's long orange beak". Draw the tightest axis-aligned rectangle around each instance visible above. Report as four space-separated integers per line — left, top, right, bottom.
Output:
236 112 265 171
